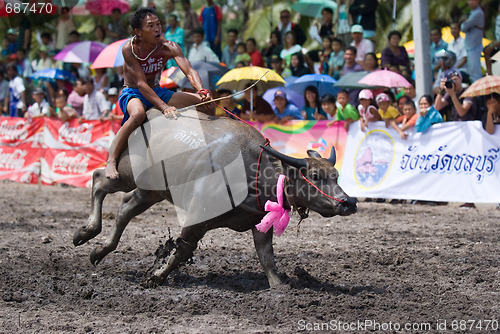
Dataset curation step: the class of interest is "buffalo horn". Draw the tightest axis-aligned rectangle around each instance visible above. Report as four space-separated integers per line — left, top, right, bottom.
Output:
260 145 307 169
328 146 337 166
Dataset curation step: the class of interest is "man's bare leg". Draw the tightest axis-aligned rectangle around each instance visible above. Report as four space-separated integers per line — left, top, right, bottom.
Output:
106 99 146 180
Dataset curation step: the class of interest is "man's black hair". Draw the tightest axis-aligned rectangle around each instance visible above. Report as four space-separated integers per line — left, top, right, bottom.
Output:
321 7 333 15
69 30 80 38
130 7 158 31
228 28 239 35
193 27 205 36
321 94 336 104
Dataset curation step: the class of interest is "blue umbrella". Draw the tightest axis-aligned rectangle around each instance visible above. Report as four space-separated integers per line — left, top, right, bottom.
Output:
30 68 77 82
287 74 338 97
262 87 305 110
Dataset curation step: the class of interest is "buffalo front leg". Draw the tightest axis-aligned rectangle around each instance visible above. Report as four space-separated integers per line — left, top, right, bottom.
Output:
147 225 205 287
90 189 163 266
252 227 282 288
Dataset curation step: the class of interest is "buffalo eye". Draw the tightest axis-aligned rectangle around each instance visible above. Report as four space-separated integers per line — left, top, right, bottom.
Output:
311 173 320 181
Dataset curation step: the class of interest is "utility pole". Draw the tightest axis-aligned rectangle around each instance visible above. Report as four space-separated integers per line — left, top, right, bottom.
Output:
411 0 432 98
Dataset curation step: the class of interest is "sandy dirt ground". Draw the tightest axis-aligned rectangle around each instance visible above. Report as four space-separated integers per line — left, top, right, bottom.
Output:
0 180 499 333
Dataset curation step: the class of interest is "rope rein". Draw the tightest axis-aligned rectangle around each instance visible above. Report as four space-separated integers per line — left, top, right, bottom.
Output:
299 170 346 203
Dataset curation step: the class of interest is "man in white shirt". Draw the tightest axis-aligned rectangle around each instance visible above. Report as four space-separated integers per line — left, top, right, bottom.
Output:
187 28 220 63
81 78 109 120
25 88 52 118
350 25 373 65
447 22 468 76
4 63 26 117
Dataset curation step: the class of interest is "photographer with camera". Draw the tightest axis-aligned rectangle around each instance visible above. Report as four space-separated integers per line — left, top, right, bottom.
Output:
434 70 477 121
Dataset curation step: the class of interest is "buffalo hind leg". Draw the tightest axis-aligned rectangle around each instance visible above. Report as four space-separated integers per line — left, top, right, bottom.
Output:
147 225 205 287
90 188 163 266
74 169 134 246
252 227 282 288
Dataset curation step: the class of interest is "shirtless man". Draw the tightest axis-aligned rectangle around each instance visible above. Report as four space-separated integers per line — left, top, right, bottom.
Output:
106 7 213 179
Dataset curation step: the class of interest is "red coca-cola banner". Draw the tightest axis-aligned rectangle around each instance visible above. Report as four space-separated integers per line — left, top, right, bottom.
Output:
0 117 115 187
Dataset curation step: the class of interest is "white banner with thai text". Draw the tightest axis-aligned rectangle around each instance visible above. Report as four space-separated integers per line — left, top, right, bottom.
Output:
339 121 500 203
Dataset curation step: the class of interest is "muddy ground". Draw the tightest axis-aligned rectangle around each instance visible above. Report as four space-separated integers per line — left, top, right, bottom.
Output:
0 180 499 333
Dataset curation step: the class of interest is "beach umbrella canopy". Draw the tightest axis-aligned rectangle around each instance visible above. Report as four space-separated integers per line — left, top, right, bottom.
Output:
171 61 228 90
287 73 338 97
216 66 285 93
262 86 305 110
30 68 77 82
358 69 411 88
334 71 372 89
291 0 337 18
54 41 107 63
85 0 129 15
460 75 500 98
91 39 127 69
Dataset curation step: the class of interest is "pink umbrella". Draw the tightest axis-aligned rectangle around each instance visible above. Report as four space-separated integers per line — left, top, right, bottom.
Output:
86 0 130 15
54 41 107 63
91 39 128 69
358 69 412 88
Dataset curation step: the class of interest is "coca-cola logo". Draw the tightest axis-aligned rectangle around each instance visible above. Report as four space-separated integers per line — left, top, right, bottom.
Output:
52 152 90 174
0 120 29 141
0 149 27 169
58 123 94 145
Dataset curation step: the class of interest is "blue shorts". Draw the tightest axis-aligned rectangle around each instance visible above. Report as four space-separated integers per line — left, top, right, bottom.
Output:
118 87 174 125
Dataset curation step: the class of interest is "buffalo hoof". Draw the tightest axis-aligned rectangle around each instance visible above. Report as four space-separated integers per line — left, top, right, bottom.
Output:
89 248 106 266
145 275 165 288
73 226 101 247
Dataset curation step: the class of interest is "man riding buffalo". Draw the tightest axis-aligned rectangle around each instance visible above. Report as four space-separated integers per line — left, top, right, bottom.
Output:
106 7 213 180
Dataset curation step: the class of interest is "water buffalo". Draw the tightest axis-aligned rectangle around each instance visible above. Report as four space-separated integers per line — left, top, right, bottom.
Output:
73 108 357 288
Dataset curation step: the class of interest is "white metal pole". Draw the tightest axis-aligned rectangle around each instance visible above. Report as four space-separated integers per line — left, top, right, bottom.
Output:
411 0 433 98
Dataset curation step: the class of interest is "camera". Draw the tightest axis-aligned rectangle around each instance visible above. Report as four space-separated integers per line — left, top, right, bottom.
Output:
445 79 455 89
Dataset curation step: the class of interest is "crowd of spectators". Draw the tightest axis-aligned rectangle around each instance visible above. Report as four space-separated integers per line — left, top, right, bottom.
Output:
0 0 498 139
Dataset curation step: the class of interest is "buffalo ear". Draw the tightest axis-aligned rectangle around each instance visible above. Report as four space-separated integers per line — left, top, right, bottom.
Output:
260 145 307 169
306 150 322 158
328 146 337 166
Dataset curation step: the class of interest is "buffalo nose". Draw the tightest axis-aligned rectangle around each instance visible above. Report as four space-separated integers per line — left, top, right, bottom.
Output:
345 197 357 207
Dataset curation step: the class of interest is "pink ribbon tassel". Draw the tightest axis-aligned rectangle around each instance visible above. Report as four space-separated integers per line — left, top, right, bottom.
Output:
256 174 290 237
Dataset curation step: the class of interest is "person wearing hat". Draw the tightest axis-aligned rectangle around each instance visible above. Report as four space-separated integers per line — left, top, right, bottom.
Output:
349 0 378 40
272 89 303 123
434 70 477 122
432 50 458 96
33 45 52 72
357 89 380 131
4 29 18 57
25 88 53 118
350 24 373 65
106 87 124 122
376 92 399 128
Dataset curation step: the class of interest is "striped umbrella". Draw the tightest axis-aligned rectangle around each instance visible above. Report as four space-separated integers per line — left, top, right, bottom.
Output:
91 39 128 69
461 75 500 98
54 41 107 63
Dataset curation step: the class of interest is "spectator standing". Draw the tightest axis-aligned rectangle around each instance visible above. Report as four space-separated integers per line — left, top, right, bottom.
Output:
246 38 265 67
221 29 239 69
333 0 352 47
33 45 52 72
349 0 378 40
240 84 275 122
274 10 306 46
434 70 477 121
0 71 8 115
376 92 400 127
461 0 484 82
336 89 360 130
94 25 111 45
107 8 126 42
181 0 201 51
40 32 55 53
17 14 31 52
5 63 26 117
390 100 419 140
165 14 185 68
55 7 75 51
164 0 180 30
380 31 410 70
415 94 443 133
4 29 18 57
328 38 345 79
262 31 283 69
93 68 109 92
301 85 326 120
483 93 500 134
305 35 333 74
430 28 448 75
106 87 123 122
16 49 33 78
67 78 86 116
188 28 220 63
350 25 373 65
25 88 53 118
280 32 302 67
357 89 381 131
432 50 458 96
496 3 500 42
447 23 468 78
199 0 223 59
309 7 334 44
272 89 304 123
81 78 109 121
55 94 78 122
